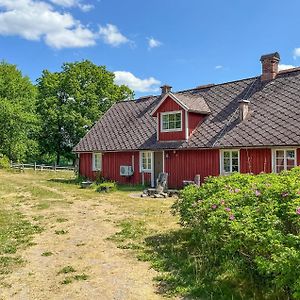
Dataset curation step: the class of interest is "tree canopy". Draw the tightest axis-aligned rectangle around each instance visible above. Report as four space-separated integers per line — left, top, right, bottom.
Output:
36 60 133 164
0 62 38 161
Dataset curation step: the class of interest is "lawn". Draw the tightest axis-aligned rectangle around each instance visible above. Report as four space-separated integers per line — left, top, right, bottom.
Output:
0 169 179 300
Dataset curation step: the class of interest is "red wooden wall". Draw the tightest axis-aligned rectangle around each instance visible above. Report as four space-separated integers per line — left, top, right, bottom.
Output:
240 148 272 174
188 112 205 136
79 148 300 188
164 149 220 188
79 153 95 179
156 96 186 141
79 151 151 185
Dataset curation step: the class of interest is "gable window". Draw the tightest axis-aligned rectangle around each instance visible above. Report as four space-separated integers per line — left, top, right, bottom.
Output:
161 111 182 132
273 149 296 173
221 150 240 174
92 153 102 171
140 151 152 172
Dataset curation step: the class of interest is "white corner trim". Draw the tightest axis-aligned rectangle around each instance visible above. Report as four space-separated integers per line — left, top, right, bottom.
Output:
151 151 154 187
185 110 189 140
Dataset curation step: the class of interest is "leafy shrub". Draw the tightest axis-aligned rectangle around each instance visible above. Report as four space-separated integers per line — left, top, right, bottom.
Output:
173 168 300 299
0 154 10 169
95 181 117 193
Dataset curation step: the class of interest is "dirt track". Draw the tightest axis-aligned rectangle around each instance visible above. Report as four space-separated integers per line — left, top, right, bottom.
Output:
0 172 170 300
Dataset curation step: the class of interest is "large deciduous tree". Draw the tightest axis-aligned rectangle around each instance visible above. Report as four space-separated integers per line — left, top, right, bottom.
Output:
0 62 38 161
37 60 133 165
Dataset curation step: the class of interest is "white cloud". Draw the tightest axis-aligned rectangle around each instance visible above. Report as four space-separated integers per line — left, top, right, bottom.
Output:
114 71 161 93
293 48 300 59
49 0 94 12
99 24 129 47
215 65 223 69
0 0 96 48
147 37 162 49
278 64 296 71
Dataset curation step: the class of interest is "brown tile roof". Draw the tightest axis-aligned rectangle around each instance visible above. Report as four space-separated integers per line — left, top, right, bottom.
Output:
173 92 211 114
73 69 300 152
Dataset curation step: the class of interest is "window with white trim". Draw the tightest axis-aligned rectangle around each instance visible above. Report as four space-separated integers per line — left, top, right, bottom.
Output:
140 151 152 172
221 150 239 174
92 153 102 171
161 111 182 132
274 149 296 173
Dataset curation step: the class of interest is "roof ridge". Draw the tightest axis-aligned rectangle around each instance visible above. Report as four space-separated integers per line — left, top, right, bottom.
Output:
278 66 300 75
175 75 259 95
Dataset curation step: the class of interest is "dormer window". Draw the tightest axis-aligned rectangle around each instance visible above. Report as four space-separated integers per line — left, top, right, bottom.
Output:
161 111 182 132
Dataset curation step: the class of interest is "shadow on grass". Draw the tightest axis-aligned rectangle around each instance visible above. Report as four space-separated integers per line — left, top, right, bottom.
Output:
48 178 81 185
142 229 261 300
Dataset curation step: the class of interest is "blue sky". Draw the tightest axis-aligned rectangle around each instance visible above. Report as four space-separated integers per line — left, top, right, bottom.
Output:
0 0 300 97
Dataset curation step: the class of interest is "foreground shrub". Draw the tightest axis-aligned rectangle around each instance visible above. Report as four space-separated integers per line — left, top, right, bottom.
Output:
173 168 300 299
0 154 10 169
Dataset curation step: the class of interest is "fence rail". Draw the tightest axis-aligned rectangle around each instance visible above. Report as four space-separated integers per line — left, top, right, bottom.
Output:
10 162 75 172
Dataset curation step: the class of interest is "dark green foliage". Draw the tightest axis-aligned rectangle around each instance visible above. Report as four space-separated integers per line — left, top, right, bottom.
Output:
36 60 133 164
0 62 38 161
173 168 300 299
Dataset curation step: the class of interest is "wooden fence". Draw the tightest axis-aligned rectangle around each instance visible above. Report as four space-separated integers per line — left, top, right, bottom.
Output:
10 162 75 172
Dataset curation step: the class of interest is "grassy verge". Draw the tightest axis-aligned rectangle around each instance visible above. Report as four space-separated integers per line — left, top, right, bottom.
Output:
109 217 262 299
0 210 42 277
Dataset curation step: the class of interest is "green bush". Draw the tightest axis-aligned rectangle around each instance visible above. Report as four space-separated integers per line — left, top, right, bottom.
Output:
173 168 300 299
0 154 10 169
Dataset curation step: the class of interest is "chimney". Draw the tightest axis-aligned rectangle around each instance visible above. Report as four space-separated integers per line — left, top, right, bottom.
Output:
260 52 280 81
160 84 172 95
238 99 250 121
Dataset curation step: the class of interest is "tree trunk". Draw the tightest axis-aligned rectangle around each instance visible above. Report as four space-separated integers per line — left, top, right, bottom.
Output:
56 152 60 166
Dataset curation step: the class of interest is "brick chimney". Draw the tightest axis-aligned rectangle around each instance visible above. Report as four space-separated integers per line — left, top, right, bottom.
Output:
160 84 172 95
260 52 280 81
238 99 250 121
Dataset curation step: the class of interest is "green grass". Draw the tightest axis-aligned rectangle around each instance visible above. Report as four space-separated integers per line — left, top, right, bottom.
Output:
58 266 76 274
56 217 68 223
74 274 89 281
107 219 147 244
0 210 42 275
41 251 53 257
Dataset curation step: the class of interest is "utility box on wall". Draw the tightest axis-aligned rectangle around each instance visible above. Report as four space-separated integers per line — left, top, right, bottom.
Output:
120 165 134 176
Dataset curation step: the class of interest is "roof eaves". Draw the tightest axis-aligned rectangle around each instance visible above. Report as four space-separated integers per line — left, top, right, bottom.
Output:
150 92 188 116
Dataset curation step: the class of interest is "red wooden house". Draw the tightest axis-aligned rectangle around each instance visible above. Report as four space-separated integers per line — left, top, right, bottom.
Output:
73 52 300 188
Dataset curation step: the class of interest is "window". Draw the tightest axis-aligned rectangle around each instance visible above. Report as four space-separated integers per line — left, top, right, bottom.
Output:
161 111 182 132
140 151 152 172
274 149 296 173
221 150 239 174
92 153 102 171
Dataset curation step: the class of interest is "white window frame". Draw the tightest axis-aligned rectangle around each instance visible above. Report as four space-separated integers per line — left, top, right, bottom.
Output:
220 149 240 174
92 152 102 171
161 111 182 132
140 151 153 173
272 148 297 173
